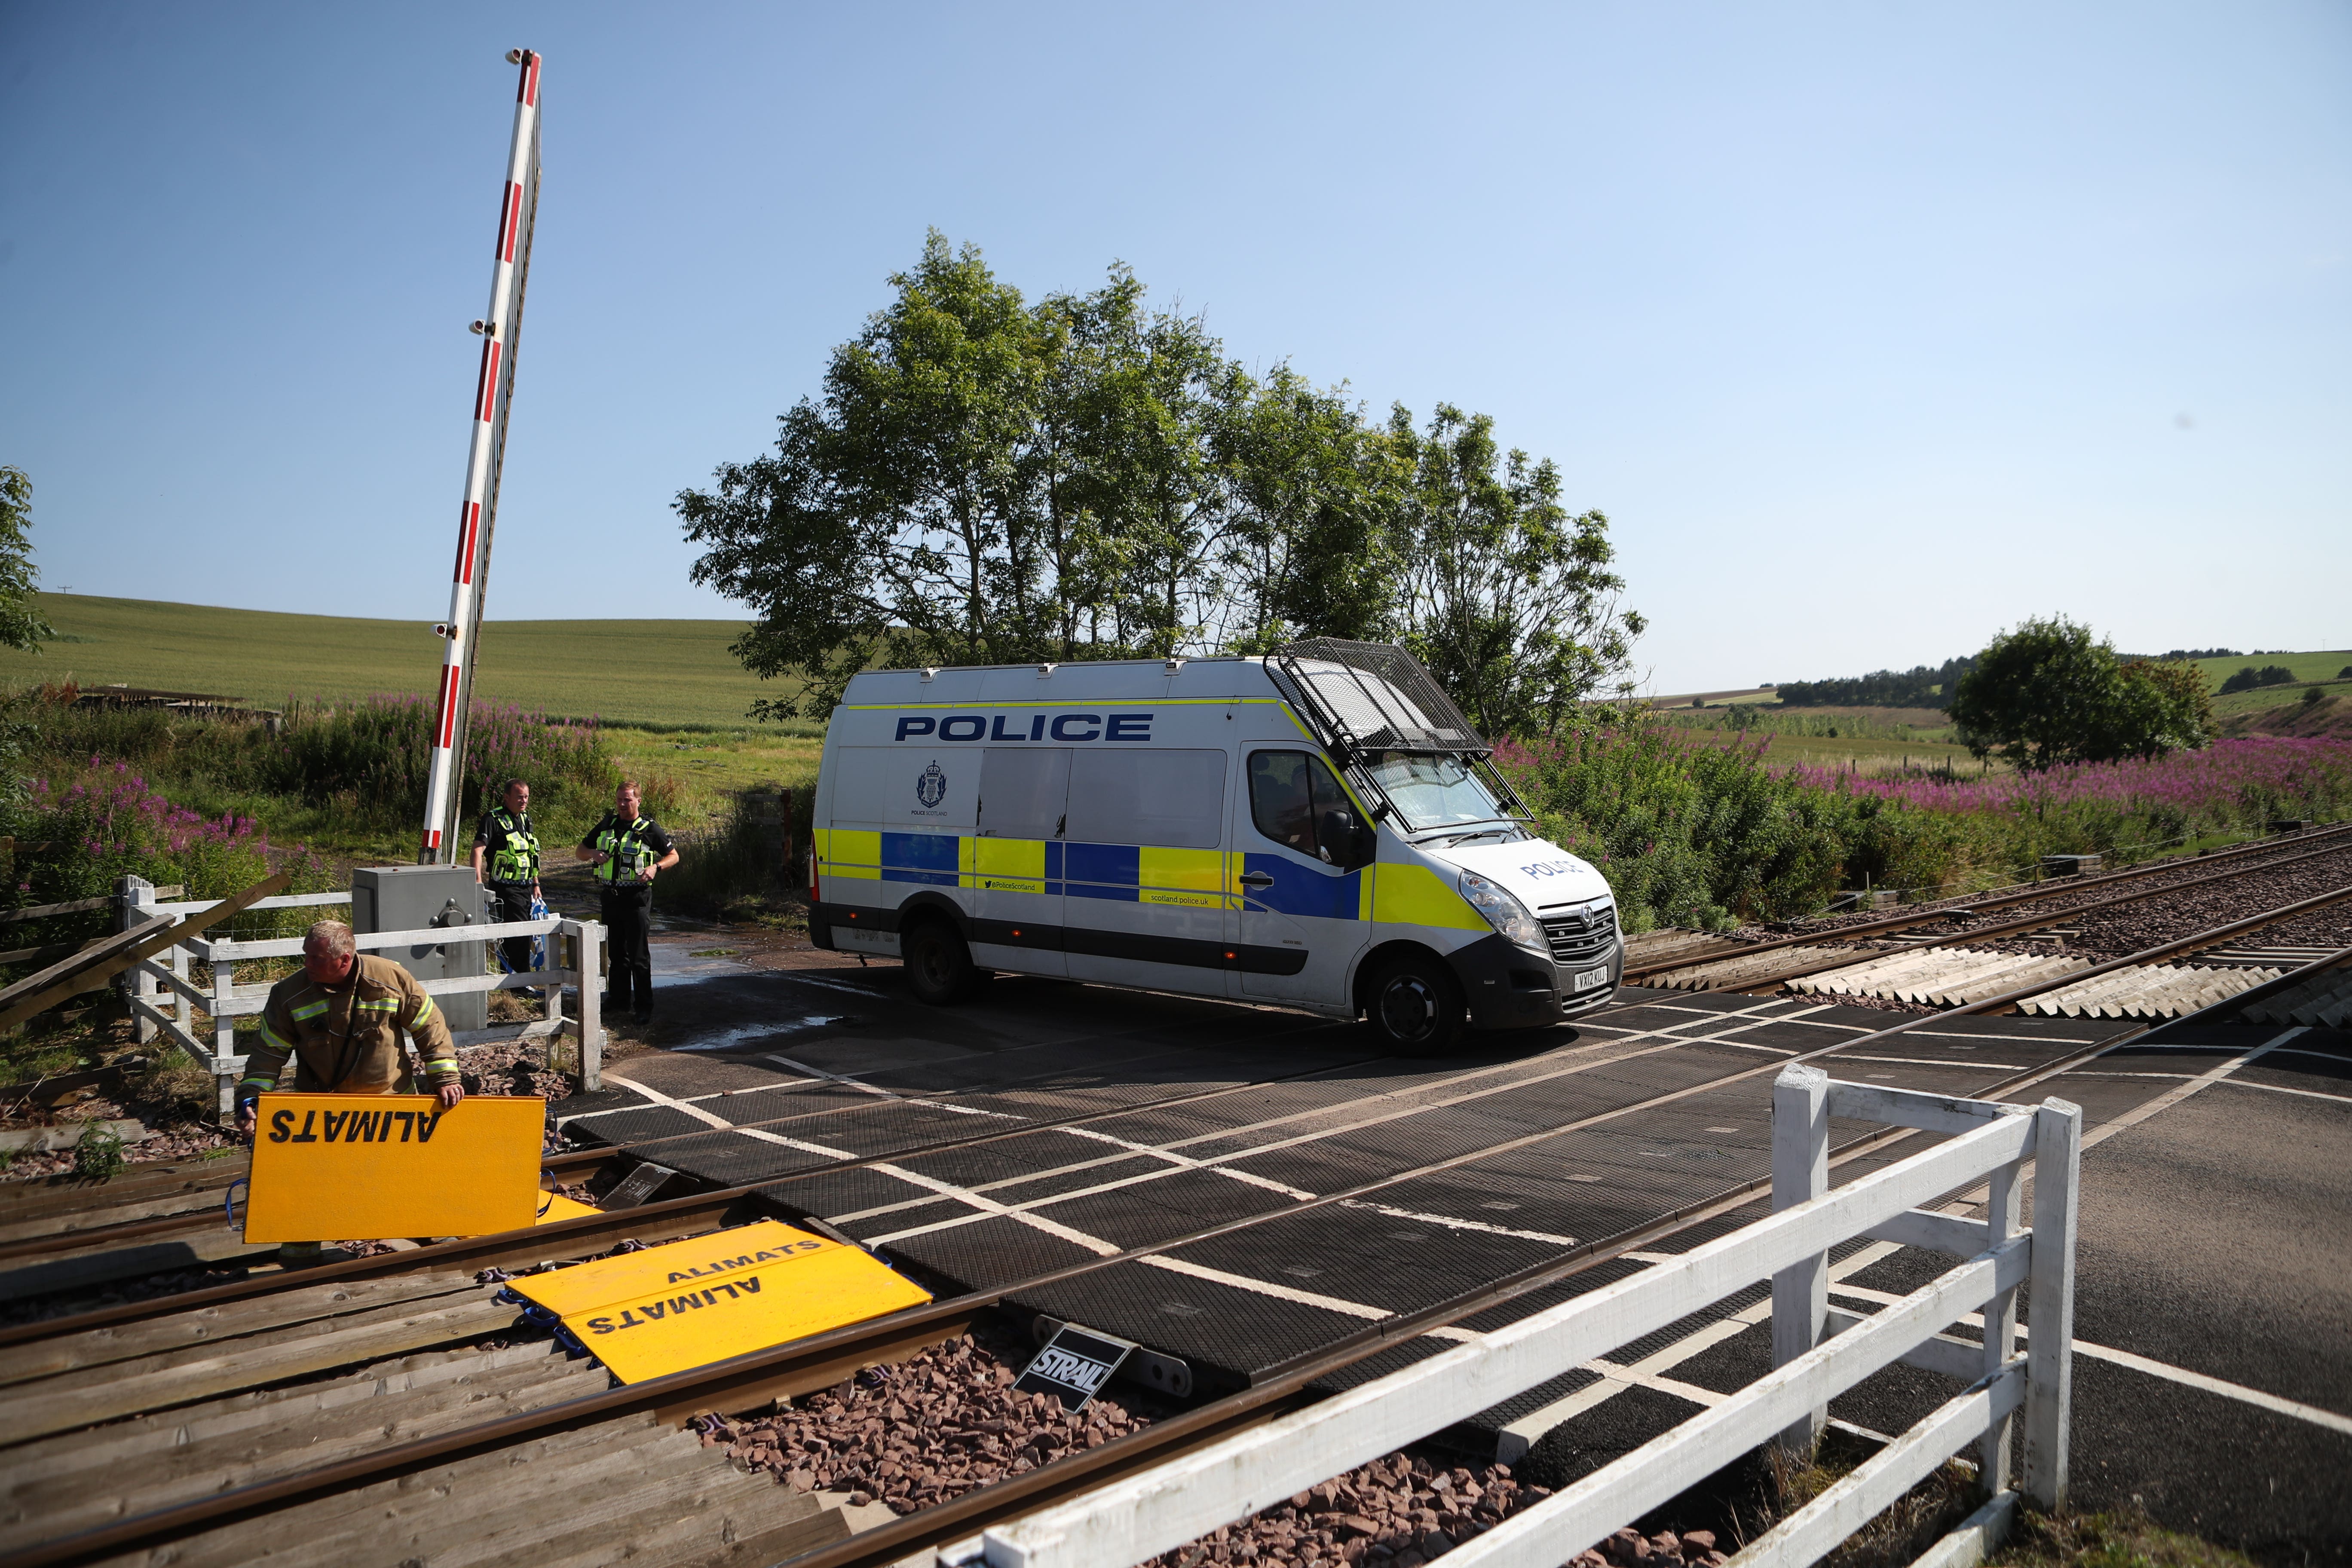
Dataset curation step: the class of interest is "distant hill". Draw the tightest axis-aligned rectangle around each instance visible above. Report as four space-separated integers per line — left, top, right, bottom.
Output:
1771 646 2352 709
0 593 800 729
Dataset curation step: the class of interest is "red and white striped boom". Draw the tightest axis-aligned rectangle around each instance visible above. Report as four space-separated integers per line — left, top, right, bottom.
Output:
420 48 543 864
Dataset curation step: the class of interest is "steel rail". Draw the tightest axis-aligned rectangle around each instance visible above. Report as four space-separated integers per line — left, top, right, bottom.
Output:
1682 836 2352 995
1621 819 2351 981
12 910 2202 1568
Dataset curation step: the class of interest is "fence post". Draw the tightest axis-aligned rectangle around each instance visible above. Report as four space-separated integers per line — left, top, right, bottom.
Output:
1979 1153 2023 1494
115 875 157 1047
575 920 603 1093
1772 1063 1830 1455
210 939 239 1127
2024 1097 2082 1511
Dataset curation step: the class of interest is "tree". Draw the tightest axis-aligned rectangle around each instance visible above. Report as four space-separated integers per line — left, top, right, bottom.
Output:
680 236 1642 726
678 234 1058 719
1388 405 1643 738
1948 617 2210 770
1214 368 1405 652
0 467 56 655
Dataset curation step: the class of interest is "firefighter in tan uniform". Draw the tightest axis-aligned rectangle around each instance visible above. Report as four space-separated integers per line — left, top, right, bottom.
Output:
235 921 464 1260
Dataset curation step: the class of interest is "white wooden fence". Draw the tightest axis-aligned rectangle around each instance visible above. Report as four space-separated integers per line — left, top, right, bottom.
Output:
113 877 607 1121
962 1065 2080 1568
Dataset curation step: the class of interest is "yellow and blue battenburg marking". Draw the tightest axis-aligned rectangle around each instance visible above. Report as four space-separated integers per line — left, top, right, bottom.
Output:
507 1219 933 1383
819 830 1404 922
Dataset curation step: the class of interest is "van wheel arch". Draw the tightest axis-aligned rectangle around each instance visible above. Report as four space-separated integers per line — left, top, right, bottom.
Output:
1351 940 1454 1017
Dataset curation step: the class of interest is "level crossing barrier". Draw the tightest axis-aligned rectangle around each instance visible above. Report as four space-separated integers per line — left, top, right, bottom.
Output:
960 1066 2080 1568
112 876 606 1121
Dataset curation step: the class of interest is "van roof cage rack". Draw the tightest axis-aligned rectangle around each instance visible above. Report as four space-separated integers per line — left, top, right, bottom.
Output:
1266 639 1534 828
1267 639 1491 760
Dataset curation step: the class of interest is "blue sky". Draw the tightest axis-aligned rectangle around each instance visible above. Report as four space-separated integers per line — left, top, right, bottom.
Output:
3 2 2345 694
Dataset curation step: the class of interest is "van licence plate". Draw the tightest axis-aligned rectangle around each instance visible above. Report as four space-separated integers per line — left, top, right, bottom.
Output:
1572 968 1609 994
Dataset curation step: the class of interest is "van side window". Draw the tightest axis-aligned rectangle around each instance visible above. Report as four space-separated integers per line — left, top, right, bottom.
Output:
1065 749 1227 849
1248 751 1366 867
977 748 1071 839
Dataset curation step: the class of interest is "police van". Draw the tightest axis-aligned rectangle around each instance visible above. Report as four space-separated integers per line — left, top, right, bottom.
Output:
808 639 1621 1052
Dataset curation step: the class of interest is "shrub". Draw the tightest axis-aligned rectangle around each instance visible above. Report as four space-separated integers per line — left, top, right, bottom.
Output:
1501 726 2352 929
2305 687 2328 708
6 761 334 956
1499 722 1852 929
13 687 620 834
250 695 615 827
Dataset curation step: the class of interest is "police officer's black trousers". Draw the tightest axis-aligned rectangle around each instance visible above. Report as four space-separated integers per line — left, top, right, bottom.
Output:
487 882 536 975
599 884 654 1016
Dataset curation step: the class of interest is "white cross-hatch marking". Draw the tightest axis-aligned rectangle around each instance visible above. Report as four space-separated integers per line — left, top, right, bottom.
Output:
762 1052 1025 1119
2077 1026 2305 1154
2070 1070 2352 1106
1335 1199 1578 1249
859 1003 1841 1246
590 995 2024 1348
578 997 2078 1379
825 997 1821 1226
1822 1280 2352 1439
2209 1075 2352 1105
593 1010 1691 1225
593 1075 1476 1329
1495 1032 2343 1459
1494 1241 1907 1459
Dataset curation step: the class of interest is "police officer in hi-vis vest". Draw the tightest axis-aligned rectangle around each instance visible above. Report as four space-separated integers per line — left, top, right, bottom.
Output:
470 778 542 980
574 780 678 1024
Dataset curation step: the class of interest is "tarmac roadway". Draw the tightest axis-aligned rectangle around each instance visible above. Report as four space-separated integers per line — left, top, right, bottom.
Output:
557 931 2351 1566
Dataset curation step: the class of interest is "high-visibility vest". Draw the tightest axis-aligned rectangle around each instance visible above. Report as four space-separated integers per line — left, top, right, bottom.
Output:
593 816 658 883
485 808 540 883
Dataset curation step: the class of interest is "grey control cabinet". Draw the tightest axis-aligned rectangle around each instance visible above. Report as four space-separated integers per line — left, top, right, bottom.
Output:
351 865 488 1033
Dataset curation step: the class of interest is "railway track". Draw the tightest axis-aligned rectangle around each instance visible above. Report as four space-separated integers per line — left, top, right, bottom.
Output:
1630 822 2352 1004
17 823 2340 1294
7 880 2346 1568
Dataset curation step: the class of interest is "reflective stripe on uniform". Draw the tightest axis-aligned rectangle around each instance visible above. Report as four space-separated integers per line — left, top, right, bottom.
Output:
290 999 330 1021
260 1017 296 1052
410 993 437 1026
422 1058 459 1075
595 817 658 882
488 808 540 882
355 997 402 1012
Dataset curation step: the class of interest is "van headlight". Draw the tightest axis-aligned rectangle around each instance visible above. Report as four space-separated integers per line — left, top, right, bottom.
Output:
1459 872 1547 955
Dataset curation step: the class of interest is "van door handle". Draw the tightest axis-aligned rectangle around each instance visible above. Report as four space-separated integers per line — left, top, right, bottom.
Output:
1237 872 1275 888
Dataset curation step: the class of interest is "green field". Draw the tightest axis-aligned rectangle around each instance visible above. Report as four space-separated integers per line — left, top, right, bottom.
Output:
2184 649 2352 690
3 593 807 729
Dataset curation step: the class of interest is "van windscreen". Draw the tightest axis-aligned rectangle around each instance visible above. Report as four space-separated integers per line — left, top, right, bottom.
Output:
1363 752 1505 829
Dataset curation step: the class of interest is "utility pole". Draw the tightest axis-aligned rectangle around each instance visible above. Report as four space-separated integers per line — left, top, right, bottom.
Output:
420 48 543 864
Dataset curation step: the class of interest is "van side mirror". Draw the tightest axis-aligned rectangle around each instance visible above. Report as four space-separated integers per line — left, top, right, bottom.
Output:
1319 808 1374 870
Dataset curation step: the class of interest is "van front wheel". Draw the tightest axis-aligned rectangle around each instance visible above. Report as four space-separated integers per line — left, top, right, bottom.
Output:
903 921 980 1005
1364 955 1466 1055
